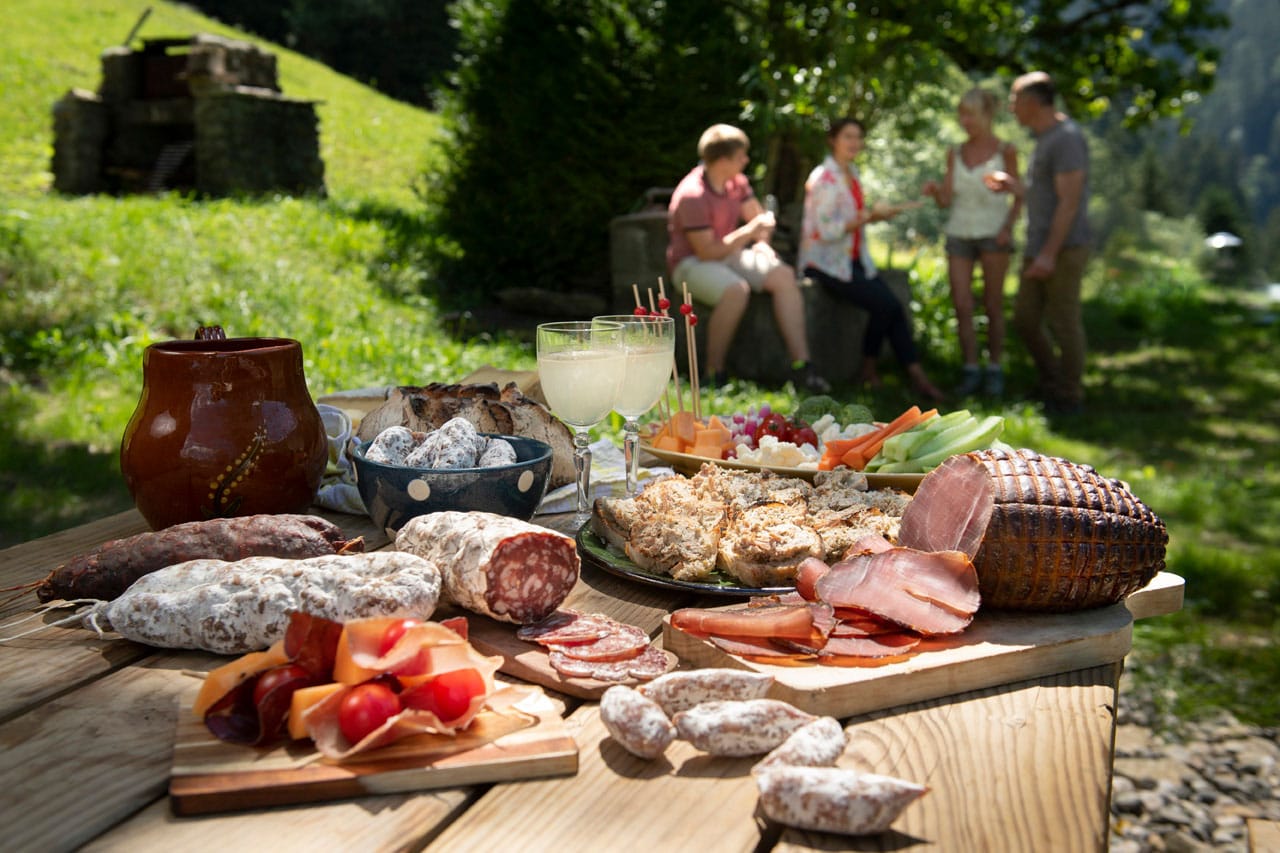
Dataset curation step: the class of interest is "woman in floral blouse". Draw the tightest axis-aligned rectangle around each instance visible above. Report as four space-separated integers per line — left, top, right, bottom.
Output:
799 117 942 400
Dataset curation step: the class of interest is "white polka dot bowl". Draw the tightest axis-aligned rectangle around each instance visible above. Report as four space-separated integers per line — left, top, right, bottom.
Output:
349 433 553 531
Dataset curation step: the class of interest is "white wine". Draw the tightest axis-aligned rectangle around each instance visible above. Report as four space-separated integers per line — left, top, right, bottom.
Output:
538 349 626 427
615 344 673 418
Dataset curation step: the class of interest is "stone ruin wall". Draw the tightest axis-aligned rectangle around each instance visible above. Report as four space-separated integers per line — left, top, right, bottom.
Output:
52 34 324 197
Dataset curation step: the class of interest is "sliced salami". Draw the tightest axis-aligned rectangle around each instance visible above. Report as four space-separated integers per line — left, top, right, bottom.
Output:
547 622 649 662
549 644 672 682
516 610 614 645
395 511 579 624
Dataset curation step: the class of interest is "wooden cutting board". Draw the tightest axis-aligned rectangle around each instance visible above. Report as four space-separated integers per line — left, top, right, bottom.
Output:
663 572 1184 718
169 686 577 816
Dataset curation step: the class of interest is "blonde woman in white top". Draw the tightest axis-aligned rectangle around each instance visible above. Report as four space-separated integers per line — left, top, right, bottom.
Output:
922 87 1022 396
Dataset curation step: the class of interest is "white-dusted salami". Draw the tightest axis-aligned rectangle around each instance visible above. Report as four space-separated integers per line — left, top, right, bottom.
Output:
673 699 816 756
637 668 775 716
366 426 420 464
478 437 518 467
755 766 928 835
85 552 443 654
600 685 676 760
752 716 847 773
395 511 579 624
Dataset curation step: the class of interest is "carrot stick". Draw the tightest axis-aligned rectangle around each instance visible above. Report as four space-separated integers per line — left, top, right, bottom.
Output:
843 407 936 469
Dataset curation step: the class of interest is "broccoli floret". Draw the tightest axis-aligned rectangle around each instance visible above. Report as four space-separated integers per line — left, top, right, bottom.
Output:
840 403 875 426
795 394 840 424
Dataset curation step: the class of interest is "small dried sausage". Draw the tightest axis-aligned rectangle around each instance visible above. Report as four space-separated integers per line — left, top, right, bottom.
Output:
673 699 815 757
751 716 847 773
755 766 928 835
600 685 676 760
366 426 420 464
637 668 774 716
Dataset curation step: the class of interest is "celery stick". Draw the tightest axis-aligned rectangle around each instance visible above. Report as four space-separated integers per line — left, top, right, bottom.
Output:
907 415 1005 470
912 414 982 458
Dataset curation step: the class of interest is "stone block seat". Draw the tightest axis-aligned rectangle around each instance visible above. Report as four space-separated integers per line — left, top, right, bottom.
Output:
609 198 911 387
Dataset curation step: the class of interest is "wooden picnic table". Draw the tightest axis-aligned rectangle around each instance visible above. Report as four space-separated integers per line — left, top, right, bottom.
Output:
0 505 1142 852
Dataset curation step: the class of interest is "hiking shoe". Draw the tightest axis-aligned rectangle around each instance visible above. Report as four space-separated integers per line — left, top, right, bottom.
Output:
984 366 1005 397
955 365 983 397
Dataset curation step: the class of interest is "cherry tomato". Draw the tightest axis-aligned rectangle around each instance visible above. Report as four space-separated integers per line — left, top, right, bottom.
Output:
378 618 430 676
754 412 790 443
791 426 819 448
378 618 422 656
402 668 486 723
252 663 312 707
338 683 402 744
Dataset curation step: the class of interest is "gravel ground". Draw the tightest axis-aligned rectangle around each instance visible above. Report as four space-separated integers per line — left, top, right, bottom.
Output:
1110 669 1279 852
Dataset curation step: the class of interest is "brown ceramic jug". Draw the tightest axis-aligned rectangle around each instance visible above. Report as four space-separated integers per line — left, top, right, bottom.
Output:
120 327 328 529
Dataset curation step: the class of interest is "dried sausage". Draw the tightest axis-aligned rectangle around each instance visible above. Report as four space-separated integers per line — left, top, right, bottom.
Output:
395 511 578 624
85 552 443 654
36 514 358 603
366 426 420 464
599 685 676 760
673 699 815 756
637 668 774 716
755 766 928 835
751 716 847 773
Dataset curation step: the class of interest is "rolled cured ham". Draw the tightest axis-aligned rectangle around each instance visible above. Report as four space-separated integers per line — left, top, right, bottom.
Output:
395 511 579 624
898 448 1168 611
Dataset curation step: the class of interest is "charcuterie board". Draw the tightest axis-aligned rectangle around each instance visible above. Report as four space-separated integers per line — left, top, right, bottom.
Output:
169 686 577 815
663 572 1184 718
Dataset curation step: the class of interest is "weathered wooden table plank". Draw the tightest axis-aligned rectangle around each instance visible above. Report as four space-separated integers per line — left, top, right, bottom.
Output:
772 662 1122 853
425 702 767 853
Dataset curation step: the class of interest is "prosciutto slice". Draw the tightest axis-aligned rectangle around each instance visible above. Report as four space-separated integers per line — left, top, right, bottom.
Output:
670 604 816 643
814 548 979 636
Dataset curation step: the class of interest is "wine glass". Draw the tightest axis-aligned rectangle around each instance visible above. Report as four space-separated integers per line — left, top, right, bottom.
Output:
536 320 627 526
594 314 676 495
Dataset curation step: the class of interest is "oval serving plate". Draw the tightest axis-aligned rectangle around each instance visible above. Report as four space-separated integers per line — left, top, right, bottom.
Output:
576 527 794 598
639 442 924 493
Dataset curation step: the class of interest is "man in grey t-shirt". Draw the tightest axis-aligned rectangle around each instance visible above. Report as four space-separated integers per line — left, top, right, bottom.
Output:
989 71 1091 412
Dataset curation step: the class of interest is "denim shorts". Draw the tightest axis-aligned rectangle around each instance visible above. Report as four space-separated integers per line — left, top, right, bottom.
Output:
945 234 1013 259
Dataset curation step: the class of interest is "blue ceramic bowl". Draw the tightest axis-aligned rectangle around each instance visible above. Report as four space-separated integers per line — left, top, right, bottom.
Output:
350 433 553 531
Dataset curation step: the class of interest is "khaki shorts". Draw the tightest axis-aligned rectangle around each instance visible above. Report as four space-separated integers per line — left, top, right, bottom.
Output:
671 243 786 304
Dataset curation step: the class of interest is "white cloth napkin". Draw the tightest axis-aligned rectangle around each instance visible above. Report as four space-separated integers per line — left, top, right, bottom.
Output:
537 438 674 514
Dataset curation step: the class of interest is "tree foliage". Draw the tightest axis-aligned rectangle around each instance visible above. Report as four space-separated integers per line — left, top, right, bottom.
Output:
426 0 1228 302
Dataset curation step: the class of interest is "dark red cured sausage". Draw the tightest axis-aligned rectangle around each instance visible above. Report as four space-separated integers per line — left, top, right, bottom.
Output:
36 514 359 603
394 511 580 624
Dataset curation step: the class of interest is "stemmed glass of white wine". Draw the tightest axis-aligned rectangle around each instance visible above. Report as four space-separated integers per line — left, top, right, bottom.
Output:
536 320 627 526
594 314 675 495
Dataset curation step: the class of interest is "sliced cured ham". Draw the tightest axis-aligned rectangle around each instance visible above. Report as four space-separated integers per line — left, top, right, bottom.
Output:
820 632 921 659
670 604 816 644
814 548 979 636
794 557 830 602
897 454 994 558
